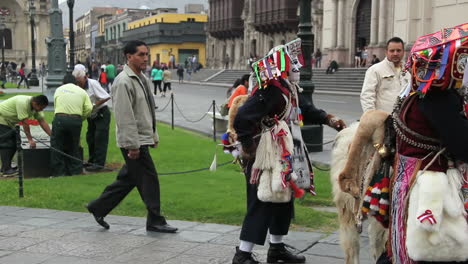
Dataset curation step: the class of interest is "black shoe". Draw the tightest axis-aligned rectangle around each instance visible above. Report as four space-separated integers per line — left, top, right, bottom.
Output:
86 204 109 229
232 247 259 264
267 243 305 263
146 224 178 233
2 168 18 177
85 165 104 172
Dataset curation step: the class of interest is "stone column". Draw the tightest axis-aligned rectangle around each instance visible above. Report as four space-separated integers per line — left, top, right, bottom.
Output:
336 0 345 48
370 0 379 46
331 0 338 48
378 0 387 45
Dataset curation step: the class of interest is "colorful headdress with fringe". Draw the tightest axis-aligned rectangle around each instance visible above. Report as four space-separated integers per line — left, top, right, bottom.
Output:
406 22 468 94
251 38 304 88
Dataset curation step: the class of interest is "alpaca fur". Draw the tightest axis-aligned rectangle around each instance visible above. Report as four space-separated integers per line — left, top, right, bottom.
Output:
226 95 249 142
331 110 391 264
338 110 389 198
406 170 468 261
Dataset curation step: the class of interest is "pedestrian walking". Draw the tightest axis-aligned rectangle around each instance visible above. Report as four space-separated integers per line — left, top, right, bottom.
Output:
186 66 192 81
150 64 163 95
17 63 29 88
314 49 322 68
162 66 172 96
105 61 116 89
0 64 6 89
176 65 184 83
86 40 178 233
224 54 230 69
99 65 108 92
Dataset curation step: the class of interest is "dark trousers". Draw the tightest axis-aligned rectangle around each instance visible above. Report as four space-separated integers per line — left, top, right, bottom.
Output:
163 82 171 93
50 115 83 176
87 146 166 226
239 160 294 245
0 124 16 172
17 75 29 88
86 107 110 167
153 80 162 94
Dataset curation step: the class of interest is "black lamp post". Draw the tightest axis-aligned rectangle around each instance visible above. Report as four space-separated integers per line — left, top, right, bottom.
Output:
0 22 5 68
28 0 39 86
298 0 314 95
298 0 323 152
67 0 75 72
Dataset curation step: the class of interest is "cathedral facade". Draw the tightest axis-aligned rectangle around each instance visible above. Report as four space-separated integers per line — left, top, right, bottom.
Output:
206 0 468 69
323 0 468 66
0 0 50 68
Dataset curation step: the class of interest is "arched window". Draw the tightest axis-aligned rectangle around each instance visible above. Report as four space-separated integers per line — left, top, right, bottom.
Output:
0 28 12 49
117 24 121 38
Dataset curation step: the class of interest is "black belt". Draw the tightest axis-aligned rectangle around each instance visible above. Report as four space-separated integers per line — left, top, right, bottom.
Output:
56 113 81 118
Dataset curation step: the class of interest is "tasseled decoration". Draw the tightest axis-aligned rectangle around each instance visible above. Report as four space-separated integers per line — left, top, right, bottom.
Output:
378 176 390 216
276 128 293 188
309 171 316 196
297 107 304 127
361 166 390 227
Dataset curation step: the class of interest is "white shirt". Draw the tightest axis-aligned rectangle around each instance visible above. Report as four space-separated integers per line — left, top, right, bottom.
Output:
86 78 110 111
360 57 410 113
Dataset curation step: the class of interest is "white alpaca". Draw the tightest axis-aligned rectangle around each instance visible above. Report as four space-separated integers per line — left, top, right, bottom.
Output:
330 110 390 264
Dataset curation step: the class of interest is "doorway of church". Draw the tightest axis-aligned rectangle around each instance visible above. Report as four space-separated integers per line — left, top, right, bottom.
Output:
355 0 371 50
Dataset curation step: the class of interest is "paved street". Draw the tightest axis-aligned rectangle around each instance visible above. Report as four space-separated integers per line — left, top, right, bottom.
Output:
0 206 374 264
153 82 362 165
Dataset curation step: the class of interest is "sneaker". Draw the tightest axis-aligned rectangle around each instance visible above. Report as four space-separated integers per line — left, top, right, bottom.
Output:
232 247 259 264
267 243 305 263
2 168 18 177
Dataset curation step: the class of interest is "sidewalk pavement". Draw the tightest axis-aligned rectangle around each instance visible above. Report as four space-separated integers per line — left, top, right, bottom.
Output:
0 206 373 264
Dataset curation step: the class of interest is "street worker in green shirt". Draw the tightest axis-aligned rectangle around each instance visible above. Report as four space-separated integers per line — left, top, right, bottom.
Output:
50 74 93 176
0 95 51 176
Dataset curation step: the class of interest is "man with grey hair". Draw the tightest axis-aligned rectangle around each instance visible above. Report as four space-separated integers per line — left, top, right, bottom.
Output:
73 66 111 172
50 72 92 176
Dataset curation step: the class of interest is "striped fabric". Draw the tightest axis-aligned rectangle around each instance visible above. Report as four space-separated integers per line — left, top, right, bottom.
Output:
390 154 421 264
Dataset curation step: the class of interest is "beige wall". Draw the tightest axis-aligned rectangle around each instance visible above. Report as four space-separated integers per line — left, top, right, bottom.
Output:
321 0 468 67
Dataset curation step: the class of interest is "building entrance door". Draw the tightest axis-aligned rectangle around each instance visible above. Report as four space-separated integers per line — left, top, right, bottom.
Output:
355 0 371 49
178 49 198 68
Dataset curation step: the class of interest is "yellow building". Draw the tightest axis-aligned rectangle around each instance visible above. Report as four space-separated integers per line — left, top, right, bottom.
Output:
126 13 208 67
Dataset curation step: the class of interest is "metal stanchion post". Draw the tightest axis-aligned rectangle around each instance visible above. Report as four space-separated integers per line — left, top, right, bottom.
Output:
212 100 216 142
16 126 23 198
171 93 174 130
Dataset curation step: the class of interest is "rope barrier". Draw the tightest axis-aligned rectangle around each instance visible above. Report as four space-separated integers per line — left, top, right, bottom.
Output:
307 139 334 147
173 97 213 123
30 135 234 176
155 97 172 112
312 162 330 171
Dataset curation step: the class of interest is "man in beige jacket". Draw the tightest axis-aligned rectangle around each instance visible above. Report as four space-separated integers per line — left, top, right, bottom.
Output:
360 37 410 113
87 40 177 233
